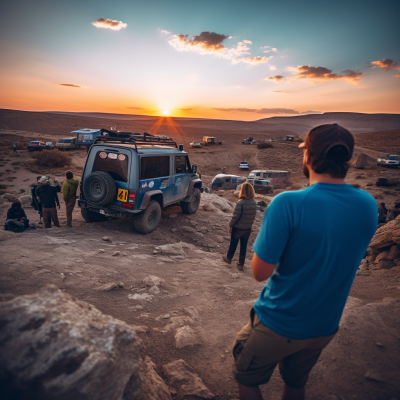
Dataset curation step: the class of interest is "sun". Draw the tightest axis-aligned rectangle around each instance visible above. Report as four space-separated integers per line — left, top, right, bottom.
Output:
161 108 170 116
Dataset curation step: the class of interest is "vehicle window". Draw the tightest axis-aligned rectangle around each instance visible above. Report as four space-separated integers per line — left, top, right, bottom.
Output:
225 178 230 182
65 139 71 143
93 151 129 182
255 180 262 184
175 156 188 174
141 156 170 179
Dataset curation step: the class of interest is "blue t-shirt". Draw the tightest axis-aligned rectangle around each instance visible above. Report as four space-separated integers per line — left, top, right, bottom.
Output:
253 183 377 340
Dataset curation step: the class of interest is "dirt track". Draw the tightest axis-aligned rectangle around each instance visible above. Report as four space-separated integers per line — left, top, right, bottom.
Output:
1 111 400 399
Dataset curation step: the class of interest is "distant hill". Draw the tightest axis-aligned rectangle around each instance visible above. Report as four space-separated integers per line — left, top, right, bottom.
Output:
257 112 400 134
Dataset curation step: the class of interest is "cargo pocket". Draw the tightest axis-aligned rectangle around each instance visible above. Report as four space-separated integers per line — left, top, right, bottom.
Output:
234 342 254 372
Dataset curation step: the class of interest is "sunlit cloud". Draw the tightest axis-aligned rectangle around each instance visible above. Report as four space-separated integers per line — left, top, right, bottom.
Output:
168 31 272 65
159 29 171 35
269 65 276 70
267 75 284 82
92 18 127 31
180 108 196 111
261 46 278 53
292 65 363 82
212 107 307 115
370 58 400 72
213 107 256 112
59 83 81 88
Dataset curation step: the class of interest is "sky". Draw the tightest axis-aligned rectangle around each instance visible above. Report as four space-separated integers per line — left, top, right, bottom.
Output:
0 0 399 120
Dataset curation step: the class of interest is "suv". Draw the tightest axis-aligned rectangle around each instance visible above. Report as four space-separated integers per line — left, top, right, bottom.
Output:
56 137 80 151
202 136 222 146
377 155 399 168
78 131 202 234
27 141 47 152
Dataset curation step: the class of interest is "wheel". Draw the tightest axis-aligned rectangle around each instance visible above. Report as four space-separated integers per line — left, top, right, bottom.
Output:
81 208 106 222
181 188 201 215
83 171 116 206
133 200 161 234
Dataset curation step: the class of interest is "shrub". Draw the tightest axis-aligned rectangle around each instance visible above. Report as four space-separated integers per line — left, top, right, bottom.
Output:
355 175 365 179
33 151 72 167
351 183 361 189
257 141 274 149
0 184 8 190
373 192 384 199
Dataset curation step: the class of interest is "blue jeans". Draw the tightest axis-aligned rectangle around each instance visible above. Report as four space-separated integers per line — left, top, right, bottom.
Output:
5 219 29 232
227 228 251 265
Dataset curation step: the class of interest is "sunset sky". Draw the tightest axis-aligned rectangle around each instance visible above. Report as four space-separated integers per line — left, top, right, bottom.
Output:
0 0 399 120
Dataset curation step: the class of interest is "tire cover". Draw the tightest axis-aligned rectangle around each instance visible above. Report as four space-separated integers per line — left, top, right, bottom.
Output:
83 171 117 206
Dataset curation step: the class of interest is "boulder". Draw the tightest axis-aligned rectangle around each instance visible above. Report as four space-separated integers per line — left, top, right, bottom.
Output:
137 357 172 400
369 217 400 252
143 275 164 287
18 195 32 207
0 193 15 202
0 285 141 400
387 244 400 261
154 243 186 256
163 359 214 399
175 326 200 349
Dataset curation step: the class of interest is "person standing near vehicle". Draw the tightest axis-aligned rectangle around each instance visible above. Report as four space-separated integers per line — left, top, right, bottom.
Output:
63 171 79 227
232 124 377 400
222 182 257 271
36 176 61 228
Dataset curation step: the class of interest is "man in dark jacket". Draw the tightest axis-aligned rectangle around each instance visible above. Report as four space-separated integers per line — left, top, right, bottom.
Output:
36 176 61 228
62 170 79 227
5 199 29 232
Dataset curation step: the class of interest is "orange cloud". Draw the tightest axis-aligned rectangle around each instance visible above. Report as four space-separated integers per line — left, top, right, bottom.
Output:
92 18 127 30
294 65 363 82
60 83 81 88
371 58 400 72
172 31 229 52
267 75 284 82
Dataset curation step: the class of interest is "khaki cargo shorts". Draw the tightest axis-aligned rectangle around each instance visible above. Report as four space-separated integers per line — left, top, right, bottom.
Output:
232 309 336 388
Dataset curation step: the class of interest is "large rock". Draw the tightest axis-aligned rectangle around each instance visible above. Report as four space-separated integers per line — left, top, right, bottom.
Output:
163 359 214 399
18 195 32 207
175 325 200 349
369 216 400 252
0 193 15 202
0 285 141 400
137 357 172 400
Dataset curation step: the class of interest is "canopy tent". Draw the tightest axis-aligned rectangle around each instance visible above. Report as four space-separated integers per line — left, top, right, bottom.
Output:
351 153 377 169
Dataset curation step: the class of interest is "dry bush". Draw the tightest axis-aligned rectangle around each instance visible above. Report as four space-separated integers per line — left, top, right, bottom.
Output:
0 189 7 195
373 192 384 199
33 151 72 167
351 183 361 189
355 175 365 179
383 189 395 195
257 141 274 149
0 184 8 190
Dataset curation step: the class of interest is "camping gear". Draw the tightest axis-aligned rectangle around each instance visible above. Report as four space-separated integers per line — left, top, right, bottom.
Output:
351 153 377 169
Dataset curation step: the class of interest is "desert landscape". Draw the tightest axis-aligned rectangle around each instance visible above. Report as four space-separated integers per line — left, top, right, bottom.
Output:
1 109 400 400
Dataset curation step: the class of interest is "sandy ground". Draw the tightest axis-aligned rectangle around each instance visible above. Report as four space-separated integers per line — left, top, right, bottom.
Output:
1 112 400 400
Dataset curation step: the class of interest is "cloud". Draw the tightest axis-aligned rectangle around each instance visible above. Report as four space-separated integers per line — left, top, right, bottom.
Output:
232 56 271 65
294 65 363 82
168 32 272 65
261 46 277 53
301 110 323 114
92 18 127 30
60 83 81 88
267 75 284 82
159 29 171 35
180 108 196 111
269 65 276 70
273 90 290 93
370 58 400 71
212 107 302 114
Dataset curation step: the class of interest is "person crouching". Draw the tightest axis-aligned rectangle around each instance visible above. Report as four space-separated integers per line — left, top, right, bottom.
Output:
5 199 29 232
63 170 79 227
223 182 257 270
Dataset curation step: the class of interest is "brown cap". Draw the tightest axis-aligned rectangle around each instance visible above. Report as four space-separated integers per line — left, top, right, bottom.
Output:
299 123 354 161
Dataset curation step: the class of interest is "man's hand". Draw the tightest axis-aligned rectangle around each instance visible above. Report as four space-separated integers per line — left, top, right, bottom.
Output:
251 253 276 282
54 179 58 184
12 219 17 223
229 227 233 234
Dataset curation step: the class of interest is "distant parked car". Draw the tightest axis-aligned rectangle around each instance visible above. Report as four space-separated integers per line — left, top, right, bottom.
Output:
377 155 399 168
239 161 249 170
27 141 47 152
250 179 274 194
376 177 400 187
190 141 202 148
211 174 246 190
203 136 222 145
242 137 254 144
56 137 80 151
46 142 55 149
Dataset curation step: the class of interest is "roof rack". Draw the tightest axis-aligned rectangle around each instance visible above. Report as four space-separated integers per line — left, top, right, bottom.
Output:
93 129 178 152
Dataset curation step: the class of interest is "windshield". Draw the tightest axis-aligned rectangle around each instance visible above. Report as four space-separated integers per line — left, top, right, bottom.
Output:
92 150 129 182
388 156 398 160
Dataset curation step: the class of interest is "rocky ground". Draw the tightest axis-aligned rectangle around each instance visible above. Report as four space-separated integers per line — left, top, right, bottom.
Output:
1 117 400 399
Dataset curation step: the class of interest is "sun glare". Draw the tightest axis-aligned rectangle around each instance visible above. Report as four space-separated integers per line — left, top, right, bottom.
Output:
161 108 171 116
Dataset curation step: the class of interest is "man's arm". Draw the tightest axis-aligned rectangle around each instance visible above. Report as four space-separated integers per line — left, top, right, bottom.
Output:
251 253 276 282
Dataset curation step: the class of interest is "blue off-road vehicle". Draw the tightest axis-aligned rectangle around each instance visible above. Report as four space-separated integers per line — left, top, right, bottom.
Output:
78 130 202 234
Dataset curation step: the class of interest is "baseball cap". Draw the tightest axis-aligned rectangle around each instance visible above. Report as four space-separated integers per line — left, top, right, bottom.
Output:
39 176 48 183
299 123 354 162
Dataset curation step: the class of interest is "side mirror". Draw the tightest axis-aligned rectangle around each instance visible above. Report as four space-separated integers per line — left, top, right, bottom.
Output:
192 165 197 174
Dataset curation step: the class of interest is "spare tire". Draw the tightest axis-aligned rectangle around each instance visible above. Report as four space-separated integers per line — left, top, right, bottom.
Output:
83 171 116 206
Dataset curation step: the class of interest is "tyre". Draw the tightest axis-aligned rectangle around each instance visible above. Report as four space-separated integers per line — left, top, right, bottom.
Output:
83 171 116 206
81 208 106 222
133 200 161 234
181 188 201 214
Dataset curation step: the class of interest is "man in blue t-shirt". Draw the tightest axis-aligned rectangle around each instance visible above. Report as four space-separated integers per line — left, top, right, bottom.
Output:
232 124 377 400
